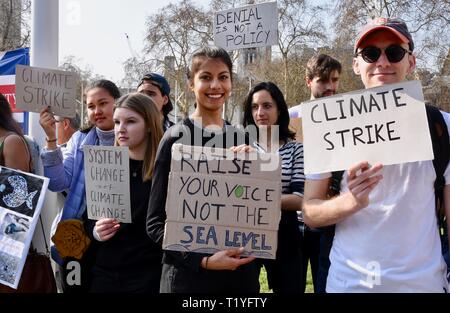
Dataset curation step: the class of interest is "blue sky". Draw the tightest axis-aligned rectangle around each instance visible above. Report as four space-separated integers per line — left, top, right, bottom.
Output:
59 0 211 83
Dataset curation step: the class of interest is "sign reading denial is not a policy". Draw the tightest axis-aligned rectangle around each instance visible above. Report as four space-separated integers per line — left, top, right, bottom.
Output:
15 64 77 118
213 2 278 50
163 144 282 259
302 80 433 174
83 146 131 223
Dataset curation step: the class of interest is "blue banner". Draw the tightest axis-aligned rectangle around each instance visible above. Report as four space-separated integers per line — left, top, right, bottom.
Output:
0 47 30 134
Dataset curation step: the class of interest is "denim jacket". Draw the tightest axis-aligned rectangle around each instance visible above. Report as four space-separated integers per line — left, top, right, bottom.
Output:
41 127 101 264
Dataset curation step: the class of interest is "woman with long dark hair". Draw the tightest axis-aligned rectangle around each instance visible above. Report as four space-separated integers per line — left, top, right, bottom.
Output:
243 82 304 293
146 46 260 293
0 93 31 172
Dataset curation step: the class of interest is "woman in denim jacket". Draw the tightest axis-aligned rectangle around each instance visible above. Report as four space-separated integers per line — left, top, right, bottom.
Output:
39 79 120 292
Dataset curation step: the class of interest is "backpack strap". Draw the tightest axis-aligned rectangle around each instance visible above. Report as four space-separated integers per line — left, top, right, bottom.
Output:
329 170 345 197
425 104 450 223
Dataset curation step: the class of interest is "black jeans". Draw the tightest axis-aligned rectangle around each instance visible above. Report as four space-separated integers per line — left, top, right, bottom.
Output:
160 262 260 293
89 264 161 293
298 223 333 293
262 217 304 293
57 254 94 293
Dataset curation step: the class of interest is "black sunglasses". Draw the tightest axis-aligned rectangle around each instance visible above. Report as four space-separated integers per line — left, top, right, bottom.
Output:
355 45 412 63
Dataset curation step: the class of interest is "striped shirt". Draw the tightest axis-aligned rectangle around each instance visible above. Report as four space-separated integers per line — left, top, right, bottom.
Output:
254 140 305 196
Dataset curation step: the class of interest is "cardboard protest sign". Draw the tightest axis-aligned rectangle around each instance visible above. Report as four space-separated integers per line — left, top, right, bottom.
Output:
289 117 303 143
15 64 78 117
163 144 282 259
83 146 131 223
213 1 278 50
0 167 49 289
302 80 433 174
289 105 304 142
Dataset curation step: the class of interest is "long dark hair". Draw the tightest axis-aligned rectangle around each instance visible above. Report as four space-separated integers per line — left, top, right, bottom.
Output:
242 82 295 142
81 79 121 133
0 93 32 170
0 93 24 135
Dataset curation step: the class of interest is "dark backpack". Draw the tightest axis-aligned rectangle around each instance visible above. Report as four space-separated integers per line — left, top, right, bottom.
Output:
328 104 450 249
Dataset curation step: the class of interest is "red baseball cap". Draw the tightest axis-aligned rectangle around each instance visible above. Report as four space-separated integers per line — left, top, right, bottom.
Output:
354 17 414 53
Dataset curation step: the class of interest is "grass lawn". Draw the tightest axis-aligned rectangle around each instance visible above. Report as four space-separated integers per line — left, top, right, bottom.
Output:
259 264 314 293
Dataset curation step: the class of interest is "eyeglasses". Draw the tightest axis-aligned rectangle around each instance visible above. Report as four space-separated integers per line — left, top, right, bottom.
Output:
354 45 412 63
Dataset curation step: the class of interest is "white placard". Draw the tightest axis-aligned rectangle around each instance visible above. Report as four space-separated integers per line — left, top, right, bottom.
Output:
0 167 49 289
84 146 132 223
15 64 78 117
302 80 433 174
213 2 278 50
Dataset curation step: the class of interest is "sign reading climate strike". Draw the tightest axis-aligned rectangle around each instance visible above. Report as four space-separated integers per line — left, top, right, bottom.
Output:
213 2 278 50
302 80 433 174
163 144 282 259
84 146 131 223
15 64 77 118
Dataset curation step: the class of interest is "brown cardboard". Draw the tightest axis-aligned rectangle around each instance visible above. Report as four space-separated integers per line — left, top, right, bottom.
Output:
83 145 132 223
163 144 282 259
289 117 303 143
15 64 78 118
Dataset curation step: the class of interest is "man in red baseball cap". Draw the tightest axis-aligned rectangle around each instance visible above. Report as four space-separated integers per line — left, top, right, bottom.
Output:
303 17 450 292
354 17 414 53
352 17 416 88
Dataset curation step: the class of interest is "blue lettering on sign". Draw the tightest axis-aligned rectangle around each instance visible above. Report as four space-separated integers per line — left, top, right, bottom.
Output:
180 225 193 244
182 225 218 246
224 230 271 250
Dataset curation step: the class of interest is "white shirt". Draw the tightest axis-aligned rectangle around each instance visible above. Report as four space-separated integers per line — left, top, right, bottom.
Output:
309 111 450 292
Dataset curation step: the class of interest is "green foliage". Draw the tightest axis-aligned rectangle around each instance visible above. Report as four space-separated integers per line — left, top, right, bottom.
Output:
259 263 314 293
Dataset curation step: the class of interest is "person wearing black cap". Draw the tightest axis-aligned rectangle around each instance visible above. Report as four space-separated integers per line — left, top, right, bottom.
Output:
303 17 450 292
137 73 175 132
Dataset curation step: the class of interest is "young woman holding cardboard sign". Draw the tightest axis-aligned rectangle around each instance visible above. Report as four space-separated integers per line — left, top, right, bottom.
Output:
82 93 164 292
39 79 120 292
243 81 304 293
146 46 260 293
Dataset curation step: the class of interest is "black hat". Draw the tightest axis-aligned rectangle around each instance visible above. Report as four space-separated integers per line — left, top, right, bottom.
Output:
138 72 173 114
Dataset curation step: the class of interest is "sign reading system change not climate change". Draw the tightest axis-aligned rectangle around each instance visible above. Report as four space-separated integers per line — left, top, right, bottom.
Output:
84 146 131 223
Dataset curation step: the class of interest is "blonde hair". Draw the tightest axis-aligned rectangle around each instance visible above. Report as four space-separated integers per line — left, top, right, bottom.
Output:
114 93 163 181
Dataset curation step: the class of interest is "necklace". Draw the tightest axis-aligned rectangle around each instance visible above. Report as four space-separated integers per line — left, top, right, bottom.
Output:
130 159 142 178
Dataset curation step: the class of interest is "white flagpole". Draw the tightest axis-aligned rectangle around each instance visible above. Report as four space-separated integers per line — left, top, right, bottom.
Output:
29 0 60 254
29 0 59 147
